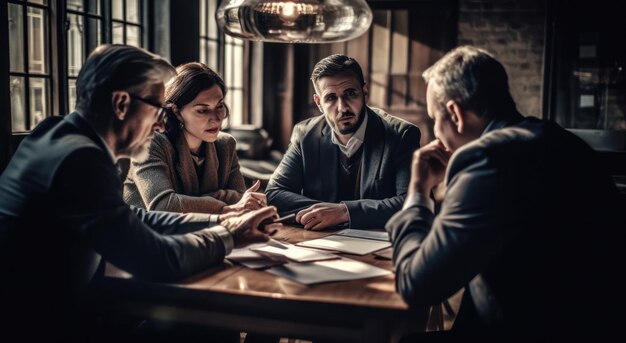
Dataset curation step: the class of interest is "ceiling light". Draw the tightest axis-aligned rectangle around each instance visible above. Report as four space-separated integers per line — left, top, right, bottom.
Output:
216 0 373 43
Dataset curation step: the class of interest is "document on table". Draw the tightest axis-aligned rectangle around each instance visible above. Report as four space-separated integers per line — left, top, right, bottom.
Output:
226 243 288 269
334 229 390 241
251 240 339 263
296 235 391 255
266 257 392 285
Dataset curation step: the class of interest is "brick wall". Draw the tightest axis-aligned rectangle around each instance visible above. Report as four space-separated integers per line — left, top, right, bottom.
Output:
458 0 546 118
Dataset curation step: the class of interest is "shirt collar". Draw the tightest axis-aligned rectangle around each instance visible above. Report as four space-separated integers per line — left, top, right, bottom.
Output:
328 110 368 158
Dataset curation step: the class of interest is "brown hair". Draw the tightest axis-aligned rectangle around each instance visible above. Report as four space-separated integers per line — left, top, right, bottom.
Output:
163 62 228 140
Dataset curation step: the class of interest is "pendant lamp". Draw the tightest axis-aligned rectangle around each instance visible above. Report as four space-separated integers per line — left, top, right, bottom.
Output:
216 0 373 43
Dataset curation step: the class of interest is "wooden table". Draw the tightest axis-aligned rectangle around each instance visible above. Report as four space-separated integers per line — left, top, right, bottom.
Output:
94 226 428 342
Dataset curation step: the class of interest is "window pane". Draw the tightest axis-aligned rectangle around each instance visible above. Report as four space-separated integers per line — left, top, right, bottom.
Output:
68 79 77 113
8 4 24 72
87 17 101 53
207 41 218 70
28 6 48 74
229 89 243 125
233 44 243 88
208 0 217 39
10 76 27 132
112 22 124 44
200 39 206 66
199 0 206 36
126 25 140 47
67 14 84 77
28 0 47 4
29 77 49 129
126 0 139 23
112 0 123 20
225 42 233 86
67 0 84 11
87 0 100 15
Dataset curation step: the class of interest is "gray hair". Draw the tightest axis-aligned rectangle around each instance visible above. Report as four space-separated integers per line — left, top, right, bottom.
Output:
75 44 176 118
423 46 516 118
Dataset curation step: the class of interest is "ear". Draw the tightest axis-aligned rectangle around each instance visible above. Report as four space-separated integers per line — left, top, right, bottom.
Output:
313 93 322 112
171 104 184 122
445 100 465 134
111 91 131 121
362 82 369 104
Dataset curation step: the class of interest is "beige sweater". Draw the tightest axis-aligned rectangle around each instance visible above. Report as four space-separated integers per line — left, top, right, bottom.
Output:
123 131 245 213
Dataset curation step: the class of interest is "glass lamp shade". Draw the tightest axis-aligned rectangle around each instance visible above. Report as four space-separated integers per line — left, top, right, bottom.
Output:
216 0 373 43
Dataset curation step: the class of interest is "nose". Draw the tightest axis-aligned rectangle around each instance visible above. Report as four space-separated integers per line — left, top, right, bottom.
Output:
337 96 350 114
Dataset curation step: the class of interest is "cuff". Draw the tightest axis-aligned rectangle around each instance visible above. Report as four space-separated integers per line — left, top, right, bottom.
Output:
209 225 234 255
209 214 220 226
403 192 435 212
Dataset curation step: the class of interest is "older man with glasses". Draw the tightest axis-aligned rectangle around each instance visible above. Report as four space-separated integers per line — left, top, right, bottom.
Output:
0 44 276 342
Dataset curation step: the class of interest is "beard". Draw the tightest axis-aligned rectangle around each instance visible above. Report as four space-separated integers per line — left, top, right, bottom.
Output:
333 108 366 135
130 139 152 163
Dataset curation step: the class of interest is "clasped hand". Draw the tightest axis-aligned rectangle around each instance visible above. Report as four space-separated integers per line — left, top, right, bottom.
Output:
409 139 452 196
296 203 348 231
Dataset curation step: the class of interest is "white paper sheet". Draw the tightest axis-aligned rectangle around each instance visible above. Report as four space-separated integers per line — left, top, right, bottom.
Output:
296 235 391 255
266 257 392 285
334 229 390 241
251 240 339 262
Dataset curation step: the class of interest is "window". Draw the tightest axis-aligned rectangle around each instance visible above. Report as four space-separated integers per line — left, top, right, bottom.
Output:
4 0 148 134
8 0 51 132
199 0 263 127
112 0 143 47
66 0 105 112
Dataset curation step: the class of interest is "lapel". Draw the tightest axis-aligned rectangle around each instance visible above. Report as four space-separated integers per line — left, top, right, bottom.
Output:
360 108 384 197
173 131 200 195
319 121 339 200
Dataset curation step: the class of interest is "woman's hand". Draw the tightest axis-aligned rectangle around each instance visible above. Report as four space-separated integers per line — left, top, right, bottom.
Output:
223 180 267 213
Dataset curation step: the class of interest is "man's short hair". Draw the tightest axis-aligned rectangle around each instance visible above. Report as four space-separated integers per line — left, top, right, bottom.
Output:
310 54 365 92
423 46 517 118
75 44 176 118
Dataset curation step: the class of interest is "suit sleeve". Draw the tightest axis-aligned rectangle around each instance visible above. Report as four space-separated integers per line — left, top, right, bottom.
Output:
130 137 227 213
266 125 321 215
344 125 421 229
385 150 516 307
53 148 230 281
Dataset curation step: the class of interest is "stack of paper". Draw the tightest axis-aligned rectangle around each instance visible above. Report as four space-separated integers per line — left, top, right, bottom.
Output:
266 257 392 285
296 233 391 255
251 240 338 263
226 243 287 269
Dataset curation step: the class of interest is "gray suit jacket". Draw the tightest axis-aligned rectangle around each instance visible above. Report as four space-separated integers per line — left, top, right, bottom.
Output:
266 107 421 229
0 113 231 339
386 114 623 336
124 131 246 213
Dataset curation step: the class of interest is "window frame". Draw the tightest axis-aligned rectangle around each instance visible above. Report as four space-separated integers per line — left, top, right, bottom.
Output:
199 0 258 127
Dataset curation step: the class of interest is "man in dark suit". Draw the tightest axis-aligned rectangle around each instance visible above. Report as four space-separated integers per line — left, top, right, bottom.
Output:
386 46 623 339
0 44 277 341
266 54 421 230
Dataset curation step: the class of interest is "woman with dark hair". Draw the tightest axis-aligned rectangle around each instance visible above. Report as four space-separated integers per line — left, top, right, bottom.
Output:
124 62 266 214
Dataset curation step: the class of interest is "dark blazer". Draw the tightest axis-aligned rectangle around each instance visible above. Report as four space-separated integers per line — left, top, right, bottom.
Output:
123 131 246 213
386 114 623 336
266 107 421 229
0 113 230 339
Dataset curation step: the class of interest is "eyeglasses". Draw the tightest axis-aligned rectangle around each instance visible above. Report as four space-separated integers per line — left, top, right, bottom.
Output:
130 94 167 123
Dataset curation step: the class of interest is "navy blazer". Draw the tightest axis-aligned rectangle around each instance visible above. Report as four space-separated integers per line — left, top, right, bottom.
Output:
386 114 623 336
0 112 229 339
266 107 421 229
